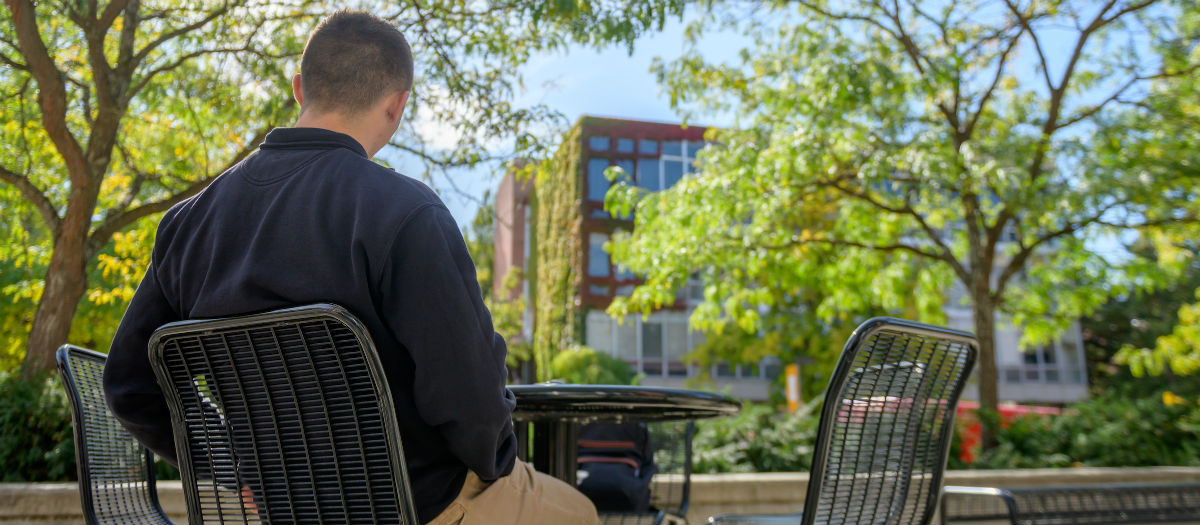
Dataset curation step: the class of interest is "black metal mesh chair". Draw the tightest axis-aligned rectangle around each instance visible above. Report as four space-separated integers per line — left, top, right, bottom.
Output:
596 420 695 525
56 344 175 525
147 304 419 524
710 317 978 525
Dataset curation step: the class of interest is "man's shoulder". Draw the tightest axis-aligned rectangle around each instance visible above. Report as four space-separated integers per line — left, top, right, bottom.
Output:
328 150 444 211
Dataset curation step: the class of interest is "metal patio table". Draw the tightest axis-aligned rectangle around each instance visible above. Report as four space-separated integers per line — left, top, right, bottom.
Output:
509 383 741 485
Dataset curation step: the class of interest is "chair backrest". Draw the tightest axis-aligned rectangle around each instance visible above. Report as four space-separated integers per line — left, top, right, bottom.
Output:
147 304 419 524
56 345 174 525
802 318 977 525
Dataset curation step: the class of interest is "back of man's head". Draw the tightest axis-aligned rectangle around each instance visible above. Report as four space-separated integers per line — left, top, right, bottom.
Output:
300 10 413 116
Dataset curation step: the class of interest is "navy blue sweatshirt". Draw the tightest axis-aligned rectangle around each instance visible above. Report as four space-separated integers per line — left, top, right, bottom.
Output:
103 127 517 523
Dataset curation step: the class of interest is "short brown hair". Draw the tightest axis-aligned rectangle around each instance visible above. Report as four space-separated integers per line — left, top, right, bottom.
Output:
300 10 413 115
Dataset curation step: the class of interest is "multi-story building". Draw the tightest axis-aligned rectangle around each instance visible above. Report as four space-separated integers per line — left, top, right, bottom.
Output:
494 115 1088 404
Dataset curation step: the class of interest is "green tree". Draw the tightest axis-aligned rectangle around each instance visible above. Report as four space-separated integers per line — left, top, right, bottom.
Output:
1108 6 1200 378
0 0 685 377
463 189 531 373
1083 245 1200 387
608 0 1200 448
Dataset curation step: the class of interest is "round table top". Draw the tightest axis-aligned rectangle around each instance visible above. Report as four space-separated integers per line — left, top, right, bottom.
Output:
508 383 741 423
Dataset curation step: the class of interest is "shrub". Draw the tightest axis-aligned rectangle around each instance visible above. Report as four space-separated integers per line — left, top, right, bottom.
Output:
692 401 820 473
0 371 75 481
968 379 1200 469
548 345 636 385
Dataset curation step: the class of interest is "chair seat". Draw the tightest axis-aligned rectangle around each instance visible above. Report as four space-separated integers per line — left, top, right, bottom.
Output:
708 513 804 525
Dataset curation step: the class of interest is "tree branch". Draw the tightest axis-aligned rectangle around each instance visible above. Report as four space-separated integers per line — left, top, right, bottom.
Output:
1057 63 1200 130
6 0 90 182
1002 0 1054 91
96 0 130 33
796 236 952 265
87 127 269 256
131 1 232 68
0 163 62 236
964 30 1020 139
818 178 971 282
127 45 289 102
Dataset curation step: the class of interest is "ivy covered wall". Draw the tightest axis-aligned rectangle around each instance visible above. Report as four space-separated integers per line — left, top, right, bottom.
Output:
529 122 585 380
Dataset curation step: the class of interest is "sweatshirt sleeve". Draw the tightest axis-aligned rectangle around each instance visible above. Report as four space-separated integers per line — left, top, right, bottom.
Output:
103 262 181 465
378 204 517 481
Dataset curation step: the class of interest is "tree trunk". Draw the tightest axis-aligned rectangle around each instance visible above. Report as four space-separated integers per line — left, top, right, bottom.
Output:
19 218 90 379
971 297 1000 451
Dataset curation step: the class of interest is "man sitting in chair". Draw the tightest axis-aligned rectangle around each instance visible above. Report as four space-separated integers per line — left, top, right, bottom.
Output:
102 10 598 525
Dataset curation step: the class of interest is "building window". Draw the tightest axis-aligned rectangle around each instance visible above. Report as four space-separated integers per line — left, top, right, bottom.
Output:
637 158 660 191
639 139 658 155
589 136 610 151
587 232 610 277
583 310 774 381
587 158 610 201
1002 338 1085 385
617 138 635 153
666 322 688 377
642 321 663 375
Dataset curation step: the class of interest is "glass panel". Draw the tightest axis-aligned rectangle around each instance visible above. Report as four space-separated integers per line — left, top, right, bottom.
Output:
639 139 657 155
590 208 610 219
687 140 705 158
587 232 610 277
1041 344 1057 364
637 158 661 191
1045 369 1060 383
616 320 637 361
668 362 688 377
666 322 687 362
664 160 684 188
662 140 682 156
616 285 635 296
643 360 663 376
589 136 610 151
1061 340 1078 357
716 362 735 378
614 264 634 280
1022 350 1039 365
615 159 635 185
763 361 782 379
1004 368 1022 383
642 322 663 359
588 284 610 296
586 314 613 354
617 138 635 153
587 158 610 201
1024 369 1040 382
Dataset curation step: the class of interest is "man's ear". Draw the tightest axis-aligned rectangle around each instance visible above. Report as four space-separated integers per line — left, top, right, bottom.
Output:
386 91 410 123
292 74 304 106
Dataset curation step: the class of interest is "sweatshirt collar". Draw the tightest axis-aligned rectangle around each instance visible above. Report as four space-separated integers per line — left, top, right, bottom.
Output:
260 127 368 158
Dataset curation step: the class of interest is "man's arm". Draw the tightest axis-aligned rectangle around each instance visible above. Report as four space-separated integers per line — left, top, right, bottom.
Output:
104 262 181 465
379 204 517 481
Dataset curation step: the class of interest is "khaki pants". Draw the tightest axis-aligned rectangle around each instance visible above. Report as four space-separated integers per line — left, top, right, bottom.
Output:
428 458 600 524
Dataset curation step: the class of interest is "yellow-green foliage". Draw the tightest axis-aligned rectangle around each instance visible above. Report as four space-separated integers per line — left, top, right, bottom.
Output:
529 123 584 381
549 345 635 385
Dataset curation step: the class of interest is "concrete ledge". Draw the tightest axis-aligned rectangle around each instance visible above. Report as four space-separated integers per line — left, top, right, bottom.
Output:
678 467 1200 523
4 468 1199 525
